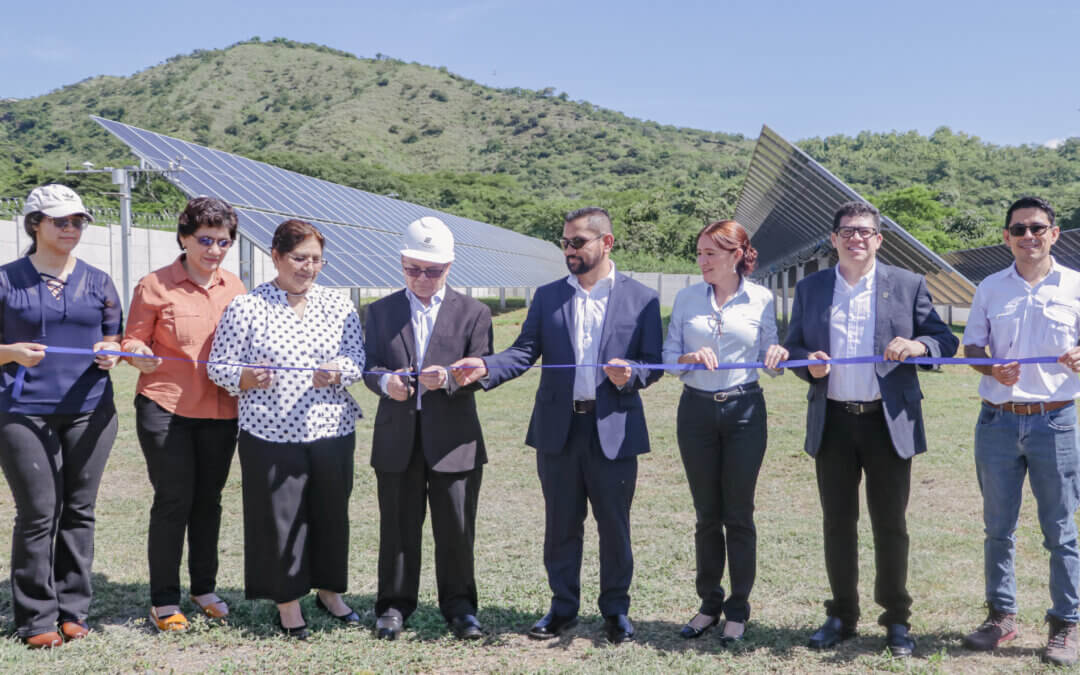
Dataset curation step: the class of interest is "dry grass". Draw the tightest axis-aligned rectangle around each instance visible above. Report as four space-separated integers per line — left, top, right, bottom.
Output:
0 315 1074 672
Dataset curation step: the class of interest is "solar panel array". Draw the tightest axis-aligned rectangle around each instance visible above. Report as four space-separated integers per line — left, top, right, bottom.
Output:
734 125 975 305
945 229 1080 284
92 116 567 288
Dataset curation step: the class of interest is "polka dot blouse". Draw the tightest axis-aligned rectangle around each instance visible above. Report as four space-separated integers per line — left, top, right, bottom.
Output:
207 282 365 443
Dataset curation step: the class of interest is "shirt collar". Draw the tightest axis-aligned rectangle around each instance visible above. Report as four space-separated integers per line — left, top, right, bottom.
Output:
170 255 222 289
834 261 876 294
1007 256 1061 287
706 277 746 309
406 284 447 312
567 261 617 294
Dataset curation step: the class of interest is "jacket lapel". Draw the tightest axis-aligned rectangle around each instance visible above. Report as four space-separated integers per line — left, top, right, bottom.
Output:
422 287 458 366
874 264 892 355
814 270 836 351
559 278 575 360
597 273 621 360
393 290 416 368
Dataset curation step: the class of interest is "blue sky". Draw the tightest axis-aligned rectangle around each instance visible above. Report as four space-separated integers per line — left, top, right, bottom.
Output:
2 0 1077 147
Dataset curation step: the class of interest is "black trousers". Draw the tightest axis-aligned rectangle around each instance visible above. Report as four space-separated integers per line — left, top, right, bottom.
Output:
375 426 483 622
537 412 638 618
676 386 767 623
0 401 117 638
815 402 913 628
237 430 354 603
134 395 237 607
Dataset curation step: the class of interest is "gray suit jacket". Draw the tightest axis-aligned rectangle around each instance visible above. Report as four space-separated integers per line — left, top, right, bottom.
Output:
783 263 958 459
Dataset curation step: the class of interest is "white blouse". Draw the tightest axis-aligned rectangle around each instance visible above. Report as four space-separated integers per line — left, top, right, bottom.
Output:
208 282 366 443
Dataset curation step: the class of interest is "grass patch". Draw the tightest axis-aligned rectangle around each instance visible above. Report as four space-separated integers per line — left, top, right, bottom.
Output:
0 313 1070 672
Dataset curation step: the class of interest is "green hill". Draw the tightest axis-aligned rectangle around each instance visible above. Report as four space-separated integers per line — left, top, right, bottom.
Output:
1 37 1077 270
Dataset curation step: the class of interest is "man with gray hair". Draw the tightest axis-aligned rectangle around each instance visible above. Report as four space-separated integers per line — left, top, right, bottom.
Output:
362 216 493 641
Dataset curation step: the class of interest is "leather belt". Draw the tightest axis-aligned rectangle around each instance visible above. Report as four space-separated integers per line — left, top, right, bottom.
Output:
572 400 596 414
827 399 883 415
684 382 761 403
983 399 1072 415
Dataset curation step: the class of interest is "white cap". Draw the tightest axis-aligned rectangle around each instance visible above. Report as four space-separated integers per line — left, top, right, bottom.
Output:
400 216 454 264
23 184 93 222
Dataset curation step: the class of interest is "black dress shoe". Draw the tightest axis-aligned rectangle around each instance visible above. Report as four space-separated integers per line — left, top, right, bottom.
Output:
315 595 361 625
528 611 579 640
807 616 856 649
449 614 484 640
375 612 403 640
885 623 915 658
679 613 719 639
604 614 635 644
276 617 309 640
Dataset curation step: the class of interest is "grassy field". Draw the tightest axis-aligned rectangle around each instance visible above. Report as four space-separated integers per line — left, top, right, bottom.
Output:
0 308 1074 673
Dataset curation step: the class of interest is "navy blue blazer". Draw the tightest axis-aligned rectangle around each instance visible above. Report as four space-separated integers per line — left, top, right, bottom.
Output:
483 272 663 459
783 263 959 459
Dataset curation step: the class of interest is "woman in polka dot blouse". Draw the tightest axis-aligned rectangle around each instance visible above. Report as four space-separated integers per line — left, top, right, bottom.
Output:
208 219 366 639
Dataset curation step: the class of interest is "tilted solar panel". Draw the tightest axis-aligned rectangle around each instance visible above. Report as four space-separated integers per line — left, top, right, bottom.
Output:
91 116 566 288
734 125 975 305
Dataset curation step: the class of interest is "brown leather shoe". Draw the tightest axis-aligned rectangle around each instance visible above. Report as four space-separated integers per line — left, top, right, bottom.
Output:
24 631 63 649
60 620 90 640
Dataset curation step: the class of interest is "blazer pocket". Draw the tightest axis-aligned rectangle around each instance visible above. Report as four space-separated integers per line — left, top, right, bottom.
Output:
902 387 924 403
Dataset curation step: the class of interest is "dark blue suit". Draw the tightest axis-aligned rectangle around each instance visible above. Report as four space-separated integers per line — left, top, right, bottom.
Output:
484 271 662 616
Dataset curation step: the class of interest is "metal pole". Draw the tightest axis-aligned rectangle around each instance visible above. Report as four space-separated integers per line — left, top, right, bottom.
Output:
781 268 789 334
113 168 132 309
499 287 506 310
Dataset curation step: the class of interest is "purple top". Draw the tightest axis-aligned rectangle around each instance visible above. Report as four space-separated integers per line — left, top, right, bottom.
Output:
0 257 123 415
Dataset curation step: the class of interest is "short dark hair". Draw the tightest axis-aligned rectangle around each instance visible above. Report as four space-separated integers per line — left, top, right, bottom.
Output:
177 197 238 249
565 206 612 235
832 201 881 231
272 219 325 254
1005 196 1055 229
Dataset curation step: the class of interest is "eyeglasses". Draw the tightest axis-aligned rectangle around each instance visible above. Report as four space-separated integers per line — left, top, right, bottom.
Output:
1007 223 1050 237
48 216 88 231
834 226 879 240
287 255 327 267
558 235 603 250
195 236 233 249
403 265 447 279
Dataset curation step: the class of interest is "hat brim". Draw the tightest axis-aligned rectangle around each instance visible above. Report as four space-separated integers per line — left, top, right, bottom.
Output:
39 205 93 222
400 248 454 264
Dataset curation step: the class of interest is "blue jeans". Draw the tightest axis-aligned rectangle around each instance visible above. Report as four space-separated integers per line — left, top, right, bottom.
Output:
974 402 1080 622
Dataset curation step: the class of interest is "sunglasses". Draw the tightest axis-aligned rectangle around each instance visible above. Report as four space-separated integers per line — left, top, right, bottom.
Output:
403 265 446 279
287 255 327 267
1007 223 1050 237
834 226 879 240
48 216 88 231
195 236 233 249
558 235 603 250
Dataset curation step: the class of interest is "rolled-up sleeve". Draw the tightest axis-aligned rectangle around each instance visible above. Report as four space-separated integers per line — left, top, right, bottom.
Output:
334 308 366 387
207 296 251 396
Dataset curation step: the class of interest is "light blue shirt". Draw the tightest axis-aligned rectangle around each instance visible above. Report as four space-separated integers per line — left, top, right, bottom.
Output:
567 262 617 401
662 279 779 391
380 284 447 407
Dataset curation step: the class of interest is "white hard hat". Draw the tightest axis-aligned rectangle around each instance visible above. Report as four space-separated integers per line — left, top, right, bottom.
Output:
23 184 93 222
401 216 455 264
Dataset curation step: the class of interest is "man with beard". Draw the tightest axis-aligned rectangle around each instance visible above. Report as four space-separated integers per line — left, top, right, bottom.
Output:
451 206 663 644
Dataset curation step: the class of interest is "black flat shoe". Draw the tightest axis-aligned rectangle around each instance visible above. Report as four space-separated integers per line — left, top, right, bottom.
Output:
807 616 856 649
315 594 361 625
720 620 746 645
375 612 403 640
603 614 635 644
449 614 484 640
679 613 719 639
885 623 915 658
528 611 579 640
277 617 309 640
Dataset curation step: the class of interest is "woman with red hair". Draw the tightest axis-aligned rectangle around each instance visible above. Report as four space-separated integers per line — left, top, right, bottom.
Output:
662 220 787 644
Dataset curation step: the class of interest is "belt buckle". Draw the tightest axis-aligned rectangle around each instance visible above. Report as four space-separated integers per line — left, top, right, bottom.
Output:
713 391 729 403
844 402 862 415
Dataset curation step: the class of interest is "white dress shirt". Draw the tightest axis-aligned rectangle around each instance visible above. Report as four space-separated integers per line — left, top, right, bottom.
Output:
567 262 617 401
827 263 881 402
379 285 447 407
208 282 366 443
662 279 779 391
963 258 1080 403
